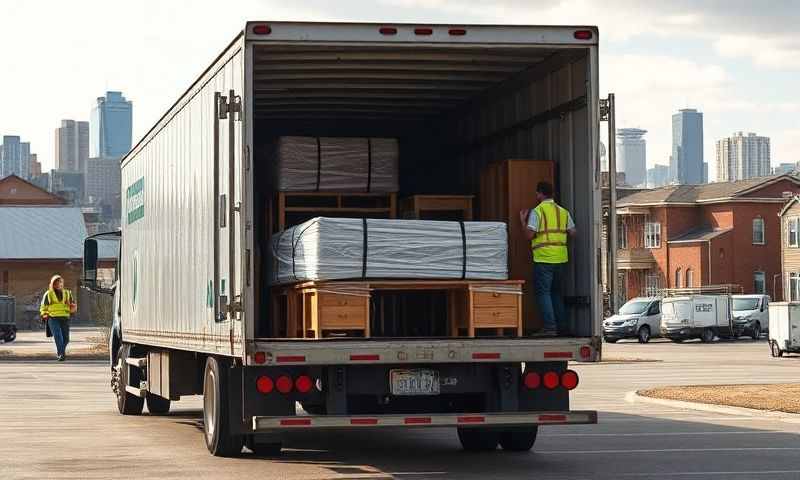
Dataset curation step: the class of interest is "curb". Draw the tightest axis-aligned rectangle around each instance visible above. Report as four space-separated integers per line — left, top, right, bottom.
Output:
626 390 800 422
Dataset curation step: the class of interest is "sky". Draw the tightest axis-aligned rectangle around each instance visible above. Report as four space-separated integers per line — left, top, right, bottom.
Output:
1 0 798 182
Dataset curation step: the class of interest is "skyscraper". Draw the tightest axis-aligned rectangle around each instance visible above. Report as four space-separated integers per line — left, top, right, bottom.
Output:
646 164 671 188
616 128 647 187
29 153 41 178
671 109 704 184
716 132 771 182
1 136 22 179
55 120 90 173
90 91 132 159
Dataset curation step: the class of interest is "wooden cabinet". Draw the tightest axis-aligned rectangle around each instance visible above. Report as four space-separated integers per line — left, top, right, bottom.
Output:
479 159 555 333
400 195 474 221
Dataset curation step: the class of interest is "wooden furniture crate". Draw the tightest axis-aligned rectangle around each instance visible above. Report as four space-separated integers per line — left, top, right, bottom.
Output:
272 280 523 339
479 159 555 333
275 191 396 232
400 195 474 221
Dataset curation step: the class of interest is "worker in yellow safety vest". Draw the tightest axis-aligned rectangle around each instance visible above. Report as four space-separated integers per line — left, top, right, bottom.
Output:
39 274 77 361
519 181 577 336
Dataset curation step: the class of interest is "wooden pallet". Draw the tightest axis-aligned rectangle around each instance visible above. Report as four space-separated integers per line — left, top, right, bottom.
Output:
400 195 474 221
275 191 397 231
271 279 523 339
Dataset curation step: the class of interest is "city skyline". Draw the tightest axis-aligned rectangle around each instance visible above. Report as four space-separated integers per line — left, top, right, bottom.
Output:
716 131 771 182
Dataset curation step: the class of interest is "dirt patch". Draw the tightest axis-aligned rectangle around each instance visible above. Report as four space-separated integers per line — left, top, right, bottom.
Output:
639 384 800 414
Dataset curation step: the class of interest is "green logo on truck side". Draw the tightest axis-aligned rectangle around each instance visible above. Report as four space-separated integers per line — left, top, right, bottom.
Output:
126 177 145 225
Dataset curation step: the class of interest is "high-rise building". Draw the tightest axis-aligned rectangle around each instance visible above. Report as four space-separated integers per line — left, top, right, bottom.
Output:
1 135 31 180
716 132 771 182
55 120 90 174
90 91 132 159
774 162 798 176
616 128 647 187
86 156 121 209
48 169 85 206
671 109 704 184
600 142 607 172
29 153 41 178
647 164 671 188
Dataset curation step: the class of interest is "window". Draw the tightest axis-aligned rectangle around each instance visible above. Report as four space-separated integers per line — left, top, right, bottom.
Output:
789 218 799 247
752 217 765 244
686 269 694 288
675 268 683 288
644 222 661 249
790 273 800 301
645 273 661 297
648 301 661 316
754 271 766 294
617 221 628 249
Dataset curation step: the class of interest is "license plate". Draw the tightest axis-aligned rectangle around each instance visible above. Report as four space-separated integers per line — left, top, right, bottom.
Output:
390 369 440 396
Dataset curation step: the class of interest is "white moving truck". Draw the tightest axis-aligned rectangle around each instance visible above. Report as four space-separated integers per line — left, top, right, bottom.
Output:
768 302 800 357
82 21 603 457
661 294 733 343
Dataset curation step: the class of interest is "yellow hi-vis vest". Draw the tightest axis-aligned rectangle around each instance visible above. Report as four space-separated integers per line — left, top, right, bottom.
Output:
40 288 73 318
531 201 569 264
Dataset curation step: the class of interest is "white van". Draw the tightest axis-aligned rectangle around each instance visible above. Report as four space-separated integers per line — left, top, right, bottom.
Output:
731 294 769 339
661 295 733 343
603 297 661 343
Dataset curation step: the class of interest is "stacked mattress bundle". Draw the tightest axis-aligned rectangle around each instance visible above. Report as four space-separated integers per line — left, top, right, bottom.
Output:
271 217 508 285
272 136 399 192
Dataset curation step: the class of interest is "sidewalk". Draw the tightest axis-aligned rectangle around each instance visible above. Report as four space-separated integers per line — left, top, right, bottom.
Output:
0 327 106 360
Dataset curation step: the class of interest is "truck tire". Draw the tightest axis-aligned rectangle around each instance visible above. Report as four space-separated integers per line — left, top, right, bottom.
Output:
751 323 762 341
146 394 171 415
770 340 780 358
637 326 651 344
114 344 144 415
701 328 715 343
499 427 538 452
3 329 16 343
203 356 243 457
457 428 499 451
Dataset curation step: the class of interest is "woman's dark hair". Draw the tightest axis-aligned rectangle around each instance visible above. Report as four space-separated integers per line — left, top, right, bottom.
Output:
536 181 554 197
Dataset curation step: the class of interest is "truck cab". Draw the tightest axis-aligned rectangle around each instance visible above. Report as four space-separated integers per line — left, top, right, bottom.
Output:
731 294 769 339
603 297 660 343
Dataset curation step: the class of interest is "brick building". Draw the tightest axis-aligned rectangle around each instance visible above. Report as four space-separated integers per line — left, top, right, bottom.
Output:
615 174 800 301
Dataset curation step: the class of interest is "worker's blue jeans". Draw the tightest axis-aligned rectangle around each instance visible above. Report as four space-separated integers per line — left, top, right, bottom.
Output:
48 317 70 357
533 263 567 333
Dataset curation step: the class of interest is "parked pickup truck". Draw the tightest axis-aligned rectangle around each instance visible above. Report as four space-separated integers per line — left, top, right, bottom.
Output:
82 21 603 457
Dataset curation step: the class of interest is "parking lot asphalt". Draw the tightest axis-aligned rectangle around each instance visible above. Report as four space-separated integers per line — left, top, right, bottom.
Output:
2 338 799 479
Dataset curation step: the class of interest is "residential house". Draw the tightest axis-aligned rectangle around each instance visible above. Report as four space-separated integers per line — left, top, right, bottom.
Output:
615 174 800 301
779 196 800 301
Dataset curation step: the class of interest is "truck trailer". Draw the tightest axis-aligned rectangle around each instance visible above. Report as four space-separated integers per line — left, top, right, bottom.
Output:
83 21 603 457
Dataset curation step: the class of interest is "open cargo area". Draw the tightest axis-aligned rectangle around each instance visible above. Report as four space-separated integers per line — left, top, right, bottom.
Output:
251 37 598 340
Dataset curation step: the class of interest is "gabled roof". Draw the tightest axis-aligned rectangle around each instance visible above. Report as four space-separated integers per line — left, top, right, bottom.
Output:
0 206 87 260
668 227 733 244
780 195 800 217
0 174 66 205
617 174 800 207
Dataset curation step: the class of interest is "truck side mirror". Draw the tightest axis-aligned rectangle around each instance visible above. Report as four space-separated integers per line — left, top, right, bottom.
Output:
83 239 99 290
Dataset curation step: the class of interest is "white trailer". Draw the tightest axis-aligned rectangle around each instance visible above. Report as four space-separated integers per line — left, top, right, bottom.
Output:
768 302 800 357
661 294 734 343
83 21 603 457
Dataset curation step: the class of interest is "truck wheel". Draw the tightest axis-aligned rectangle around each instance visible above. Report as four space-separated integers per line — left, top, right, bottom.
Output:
203 356 243 457
751 323 762 340
246 436 282 456
146 394 171 415
114 344 144 415
637 326 651 344
701 328 715 343
3 329 16 343
770 340 780 358
457 428 499 451
499 427 538 452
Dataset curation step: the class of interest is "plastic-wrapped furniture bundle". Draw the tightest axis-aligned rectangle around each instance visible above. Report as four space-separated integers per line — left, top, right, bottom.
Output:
272 136 399 192
271 217 508 285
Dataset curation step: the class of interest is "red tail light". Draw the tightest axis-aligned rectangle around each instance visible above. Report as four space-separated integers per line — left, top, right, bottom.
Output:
256 376 274 394
449 28 467 36
252 24 272 35
574 29 593 40
295 375 313 393
414 28 433 36
379 27 398 35
276 375 293 394
542 371 560 389
580 345 592 360
523 371 541 389
254 351 267 364
561 370 579 390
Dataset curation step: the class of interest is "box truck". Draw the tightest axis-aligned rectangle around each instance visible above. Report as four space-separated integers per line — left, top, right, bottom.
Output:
768 302 800 357
661 294 733 343
83 21 603 457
